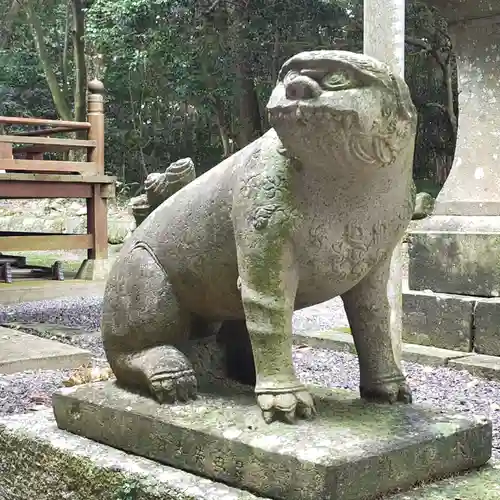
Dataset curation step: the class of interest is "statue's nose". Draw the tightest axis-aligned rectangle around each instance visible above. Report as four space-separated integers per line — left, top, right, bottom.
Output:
285 75 321 100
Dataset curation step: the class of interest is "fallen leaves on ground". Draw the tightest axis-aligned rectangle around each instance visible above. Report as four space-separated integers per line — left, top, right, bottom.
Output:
62 365 114 387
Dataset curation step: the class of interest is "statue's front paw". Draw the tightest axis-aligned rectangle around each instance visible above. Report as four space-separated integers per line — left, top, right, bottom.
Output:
257 390 317 424
360 378 412 404
149 369 198 404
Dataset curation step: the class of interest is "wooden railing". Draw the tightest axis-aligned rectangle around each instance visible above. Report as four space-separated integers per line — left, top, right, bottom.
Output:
0 80 115 271
0 80 104 174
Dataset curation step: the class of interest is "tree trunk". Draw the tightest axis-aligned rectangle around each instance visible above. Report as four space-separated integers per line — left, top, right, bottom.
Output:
62 0 71 100
210 96 233 157
72 0 87 130
25 0 72 121
235 59 262 147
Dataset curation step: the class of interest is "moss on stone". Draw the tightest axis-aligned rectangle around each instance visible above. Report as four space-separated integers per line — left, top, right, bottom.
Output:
329 326 352 335
388 464 500 499
1 433 141 499
0 418 205 500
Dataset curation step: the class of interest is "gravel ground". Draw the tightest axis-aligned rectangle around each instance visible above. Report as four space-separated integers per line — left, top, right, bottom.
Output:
0 296 103 332
0 294 499 460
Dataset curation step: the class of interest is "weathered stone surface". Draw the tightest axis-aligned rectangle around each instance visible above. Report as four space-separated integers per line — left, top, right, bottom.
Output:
53 381 492 500
412 192 435 220
407 216 500 296
76 258 113 281
406 6 500 306
449 354 500 381
473 298 500 357
129 157 197 228
107 219 132 244
0 411 496 500
0 214 133 245
0 326 91 374
427 4 500 218
0 410 264 500
102 50 418 423
388 461 500 500
402 290 474 351
400 343 472 367
293 329 474 367
293 328 356 353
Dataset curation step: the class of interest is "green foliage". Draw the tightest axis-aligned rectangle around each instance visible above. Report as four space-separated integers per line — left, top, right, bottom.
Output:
1 0 75 114
0 0 456 190
0 9 53 118
84 0 354 182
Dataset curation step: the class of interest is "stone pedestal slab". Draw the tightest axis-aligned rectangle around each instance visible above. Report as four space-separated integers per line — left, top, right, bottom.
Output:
390 461 500 500
0 410 263 500
0 410 498 500
53 381 492 500
449 354 500 380
408 216 500 296
402 289 474 351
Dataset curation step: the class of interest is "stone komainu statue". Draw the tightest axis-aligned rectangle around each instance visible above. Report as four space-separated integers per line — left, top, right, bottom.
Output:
129 157 197 227
102 50 418 424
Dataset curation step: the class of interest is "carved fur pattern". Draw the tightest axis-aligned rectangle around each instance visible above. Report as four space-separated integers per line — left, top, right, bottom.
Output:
331 222 384 281
241 164 296 232
340 113 411 168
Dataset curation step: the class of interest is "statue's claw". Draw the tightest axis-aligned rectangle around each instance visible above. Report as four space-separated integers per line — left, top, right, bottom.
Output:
149 370 198 404
256 390 316 424
360 378 412 404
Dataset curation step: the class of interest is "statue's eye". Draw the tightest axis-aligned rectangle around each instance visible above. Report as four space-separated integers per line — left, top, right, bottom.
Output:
321 70 356 91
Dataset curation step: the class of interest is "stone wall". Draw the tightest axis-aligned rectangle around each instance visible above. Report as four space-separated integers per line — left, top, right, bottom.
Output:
0 199 134 246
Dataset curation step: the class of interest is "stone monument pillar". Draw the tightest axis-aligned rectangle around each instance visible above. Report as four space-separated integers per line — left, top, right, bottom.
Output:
364 0 406 368
403 1 500 356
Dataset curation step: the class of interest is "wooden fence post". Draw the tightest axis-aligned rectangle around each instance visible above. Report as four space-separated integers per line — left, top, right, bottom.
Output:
87 79 105 171
86 79 108 261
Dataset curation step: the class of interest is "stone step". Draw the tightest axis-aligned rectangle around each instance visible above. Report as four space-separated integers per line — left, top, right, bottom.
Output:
0 326 91 373
293 330 500 381
0 410 262 500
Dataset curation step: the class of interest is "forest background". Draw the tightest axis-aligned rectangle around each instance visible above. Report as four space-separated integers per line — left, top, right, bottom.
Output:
0 0 458 198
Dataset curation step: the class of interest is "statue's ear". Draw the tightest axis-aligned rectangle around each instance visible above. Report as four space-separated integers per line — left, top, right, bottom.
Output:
389 73 415 122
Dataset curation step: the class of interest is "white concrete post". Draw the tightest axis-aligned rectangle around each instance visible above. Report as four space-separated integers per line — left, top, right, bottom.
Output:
363 0 406 369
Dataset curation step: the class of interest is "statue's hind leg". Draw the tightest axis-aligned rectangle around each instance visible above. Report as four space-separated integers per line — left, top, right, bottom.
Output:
101 243 197 403
341 255 412 404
